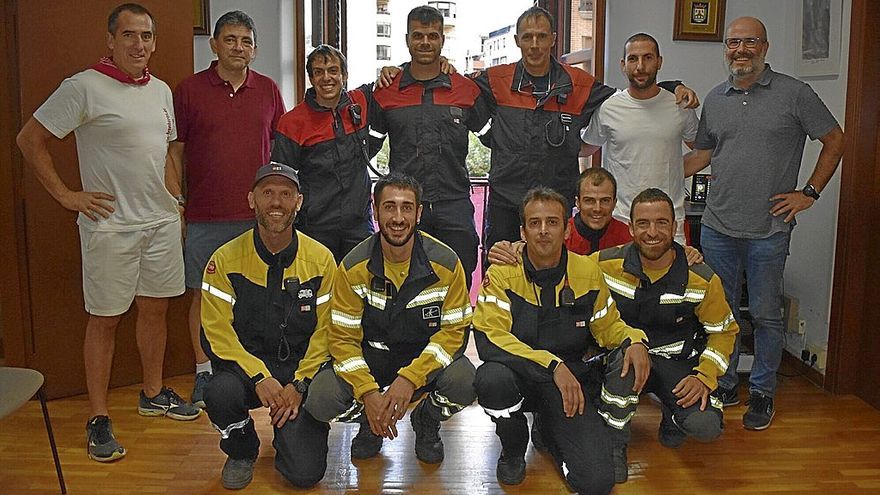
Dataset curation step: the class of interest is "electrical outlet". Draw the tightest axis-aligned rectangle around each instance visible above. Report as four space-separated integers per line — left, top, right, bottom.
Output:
797 319 806 335
806 344 827 370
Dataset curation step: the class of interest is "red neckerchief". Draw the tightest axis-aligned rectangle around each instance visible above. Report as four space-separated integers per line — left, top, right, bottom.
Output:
90 57 151 85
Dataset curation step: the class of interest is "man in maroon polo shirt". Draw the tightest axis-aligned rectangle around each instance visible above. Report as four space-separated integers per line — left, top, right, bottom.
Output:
168 10 286 408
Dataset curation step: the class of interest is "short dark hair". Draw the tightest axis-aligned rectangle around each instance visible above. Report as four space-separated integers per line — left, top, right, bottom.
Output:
576 168 618 199
213 10 257 42
407 5 443 32
307 44 348 78
520 187 570 225
108 3 155 34
623 32 660 58
630 188 675 222
374 173 423 206
516 6 555 35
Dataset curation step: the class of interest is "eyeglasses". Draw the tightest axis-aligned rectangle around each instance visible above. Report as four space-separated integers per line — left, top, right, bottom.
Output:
724 37 764 49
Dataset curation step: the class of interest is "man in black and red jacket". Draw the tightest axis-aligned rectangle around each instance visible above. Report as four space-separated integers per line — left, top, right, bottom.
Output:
272 45 374 262
368 5 492 288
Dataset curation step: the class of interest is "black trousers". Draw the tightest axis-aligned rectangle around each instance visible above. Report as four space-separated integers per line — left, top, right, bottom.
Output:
601 352 724 443
419 197 480 289
305 355 476 424
483 198 521 269
474 360 615 495
204 369 330 488
301 218 374 264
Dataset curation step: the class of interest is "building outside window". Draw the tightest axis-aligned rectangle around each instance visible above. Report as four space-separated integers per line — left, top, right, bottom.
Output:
377 44 391 60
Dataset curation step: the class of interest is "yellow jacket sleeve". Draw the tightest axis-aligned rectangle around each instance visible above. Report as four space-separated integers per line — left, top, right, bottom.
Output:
328 263 379 400
398 261 472 389
201 251 272 381
692 274 740 391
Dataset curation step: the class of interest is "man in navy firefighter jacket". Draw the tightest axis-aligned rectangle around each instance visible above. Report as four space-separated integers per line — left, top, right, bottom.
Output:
368 5 492 288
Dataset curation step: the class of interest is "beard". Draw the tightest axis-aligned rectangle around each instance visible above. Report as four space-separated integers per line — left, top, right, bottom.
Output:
727 52 760 77
627 72 657 90
379 223 416 247
637 239 672 261
256 208 294 234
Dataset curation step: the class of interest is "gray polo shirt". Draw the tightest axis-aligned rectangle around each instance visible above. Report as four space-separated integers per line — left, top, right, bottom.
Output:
694 64 838 238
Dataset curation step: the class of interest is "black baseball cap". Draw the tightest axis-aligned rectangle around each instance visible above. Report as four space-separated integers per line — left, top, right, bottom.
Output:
253 161 300 189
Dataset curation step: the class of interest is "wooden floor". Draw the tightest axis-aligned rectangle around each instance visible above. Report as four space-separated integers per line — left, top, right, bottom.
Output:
3 370 880 495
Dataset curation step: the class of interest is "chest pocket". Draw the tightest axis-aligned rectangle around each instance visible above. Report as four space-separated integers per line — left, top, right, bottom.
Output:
280 277 320 356
557 298 600 356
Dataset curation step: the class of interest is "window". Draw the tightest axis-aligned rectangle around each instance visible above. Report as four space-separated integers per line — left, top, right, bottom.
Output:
377 23 391 37
377 45 391 61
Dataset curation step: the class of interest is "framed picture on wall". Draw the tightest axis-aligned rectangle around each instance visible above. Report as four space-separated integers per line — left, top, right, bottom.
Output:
673 0 727 42
193 0 210 36
796 0 842 77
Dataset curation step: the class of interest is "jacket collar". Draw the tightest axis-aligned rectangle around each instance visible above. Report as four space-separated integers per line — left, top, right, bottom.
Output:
253 226 299 269
621 242 688 288
304 86 353 112
399 62 452 91
723 63 774 93
366 230 434 283
207 60 256 89
512 57 573 105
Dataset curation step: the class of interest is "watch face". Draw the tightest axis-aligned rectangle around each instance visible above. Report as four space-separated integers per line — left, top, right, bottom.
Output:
803 185 820 199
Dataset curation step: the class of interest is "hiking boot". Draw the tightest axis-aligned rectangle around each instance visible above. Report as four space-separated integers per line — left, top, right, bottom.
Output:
191 371 211 409
410 401 443 464
743 391 775 430
350 422 383 459
496 451 527 485
221 456 256 490
658 406 686 448
138 387 201 420
612 444 628 483
86 415 126 462
717 386 740 407
530 412 547 452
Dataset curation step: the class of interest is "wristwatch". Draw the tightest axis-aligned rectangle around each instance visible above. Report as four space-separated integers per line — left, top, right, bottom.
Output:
292 379 309 394
802 184 820 200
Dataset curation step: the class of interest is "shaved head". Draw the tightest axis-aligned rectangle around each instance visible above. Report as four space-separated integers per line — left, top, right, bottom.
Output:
726 16 768 40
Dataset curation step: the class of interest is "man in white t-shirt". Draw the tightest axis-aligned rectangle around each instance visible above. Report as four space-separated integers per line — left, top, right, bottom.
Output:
16 3 200 463
581 33 698 245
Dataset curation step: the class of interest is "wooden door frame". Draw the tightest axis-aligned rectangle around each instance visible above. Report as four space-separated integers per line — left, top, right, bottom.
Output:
0 0 31 368
826 0 880 397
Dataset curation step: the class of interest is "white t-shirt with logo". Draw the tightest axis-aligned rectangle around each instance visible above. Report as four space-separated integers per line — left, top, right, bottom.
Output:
582 89 698 239
34 69 179 232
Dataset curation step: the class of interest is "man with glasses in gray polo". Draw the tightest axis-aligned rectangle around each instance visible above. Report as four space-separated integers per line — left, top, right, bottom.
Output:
684 16 844 431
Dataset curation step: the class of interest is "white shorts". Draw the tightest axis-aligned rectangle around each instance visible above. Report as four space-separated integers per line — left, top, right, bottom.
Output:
79 218 185 316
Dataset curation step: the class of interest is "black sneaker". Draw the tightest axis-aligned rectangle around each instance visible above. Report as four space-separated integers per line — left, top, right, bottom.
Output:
496 451 527 485
350 422 383 460
138 387 201 420
86 415 126 462
221 456 256 490
191 371 211 409
410 401 444 464
717 386 740 407
530 412 547 452
612 444 628 483
743 391 775 430
658 406 686 449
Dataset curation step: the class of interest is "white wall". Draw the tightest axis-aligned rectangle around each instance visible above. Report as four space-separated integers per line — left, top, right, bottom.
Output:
605 0 852 368
193 0 297 110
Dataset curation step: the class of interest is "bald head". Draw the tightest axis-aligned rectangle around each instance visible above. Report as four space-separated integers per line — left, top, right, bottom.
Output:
726 16 768 40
